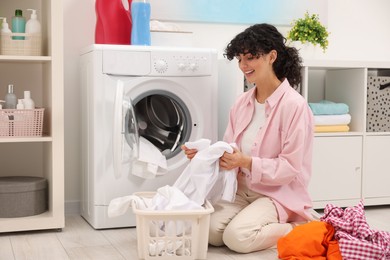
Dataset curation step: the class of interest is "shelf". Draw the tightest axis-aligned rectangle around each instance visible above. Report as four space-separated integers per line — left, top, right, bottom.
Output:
303 59 390 69
0 0 64 233
365 132 390 137
0 55 51 63
314 131 363 137
0 136 52 143
0 211 62 233
304 61 390 209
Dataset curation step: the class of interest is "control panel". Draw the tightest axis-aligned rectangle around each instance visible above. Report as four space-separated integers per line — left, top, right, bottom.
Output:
100 46 215 77
151 51 212 76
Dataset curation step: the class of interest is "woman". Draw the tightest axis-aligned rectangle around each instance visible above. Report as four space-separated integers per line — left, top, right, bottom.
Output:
183 23 314 253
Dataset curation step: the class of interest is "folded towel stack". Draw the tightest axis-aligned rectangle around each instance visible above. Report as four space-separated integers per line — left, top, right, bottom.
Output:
309 100 351 133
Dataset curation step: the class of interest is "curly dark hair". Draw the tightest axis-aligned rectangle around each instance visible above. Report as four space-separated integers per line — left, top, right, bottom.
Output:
224 23 302 87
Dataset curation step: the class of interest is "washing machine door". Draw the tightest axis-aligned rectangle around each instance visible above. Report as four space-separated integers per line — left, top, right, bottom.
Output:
132 93 186 155
113 80 139 178
123 95 139 154
113 79 192 179
122 93 185 155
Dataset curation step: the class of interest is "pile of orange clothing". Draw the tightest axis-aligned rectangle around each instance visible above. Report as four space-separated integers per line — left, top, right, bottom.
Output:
277 221 343 260
309 100 351 133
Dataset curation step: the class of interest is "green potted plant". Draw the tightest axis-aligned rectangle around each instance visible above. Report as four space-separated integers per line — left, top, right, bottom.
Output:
287 12 329 52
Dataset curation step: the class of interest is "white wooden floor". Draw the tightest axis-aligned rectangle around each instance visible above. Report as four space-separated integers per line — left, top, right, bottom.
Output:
1 206 390 260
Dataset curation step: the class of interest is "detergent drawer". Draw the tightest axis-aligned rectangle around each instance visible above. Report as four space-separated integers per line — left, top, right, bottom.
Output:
103 50 151 76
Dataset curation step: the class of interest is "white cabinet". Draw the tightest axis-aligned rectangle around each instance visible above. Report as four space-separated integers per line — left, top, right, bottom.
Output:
309 136 362 208
0 0 64 232
363 135 390 202
303 60 390 208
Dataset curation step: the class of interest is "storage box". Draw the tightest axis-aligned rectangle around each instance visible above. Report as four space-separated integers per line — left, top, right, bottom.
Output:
1 32 42 56
132 192 214 260
0 176 48 218
366 76 390 132
0 108 44 137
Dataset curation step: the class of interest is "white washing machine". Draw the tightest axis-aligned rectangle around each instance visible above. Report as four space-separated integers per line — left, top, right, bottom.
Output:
80 44 218 229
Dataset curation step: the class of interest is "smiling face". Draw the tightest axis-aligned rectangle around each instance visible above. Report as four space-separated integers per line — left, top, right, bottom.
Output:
236 51 276 85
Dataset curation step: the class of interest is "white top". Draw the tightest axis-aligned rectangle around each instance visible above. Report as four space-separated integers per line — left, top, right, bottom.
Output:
241 100 266 155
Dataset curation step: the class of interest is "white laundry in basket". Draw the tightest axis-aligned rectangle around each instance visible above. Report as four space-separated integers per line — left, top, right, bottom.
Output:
108 186 200 256
107 194 152 218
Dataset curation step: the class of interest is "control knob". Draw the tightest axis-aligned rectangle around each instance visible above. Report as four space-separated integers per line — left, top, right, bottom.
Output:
154 59 168 73
189 63 198 71
177 62 187 71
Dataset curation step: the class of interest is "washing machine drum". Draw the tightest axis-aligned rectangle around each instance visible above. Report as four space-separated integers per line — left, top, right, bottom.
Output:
132 94 189 158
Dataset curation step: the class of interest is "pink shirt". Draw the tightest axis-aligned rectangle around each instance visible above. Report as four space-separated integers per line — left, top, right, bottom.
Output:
223 79 314 223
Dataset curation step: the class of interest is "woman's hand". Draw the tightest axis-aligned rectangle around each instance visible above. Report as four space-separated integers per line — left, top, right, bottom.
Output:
181 145 198 160
219 147 252 171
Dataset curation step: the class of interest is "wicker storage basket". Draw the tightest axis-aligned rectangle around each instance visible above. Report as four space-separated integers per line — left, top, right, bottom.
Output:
0 108 44 137
1 32 42 56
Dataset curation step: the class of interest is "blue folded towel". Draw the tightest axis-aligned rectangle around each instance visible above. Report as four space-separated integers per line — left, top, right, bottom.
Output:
308 100 349 115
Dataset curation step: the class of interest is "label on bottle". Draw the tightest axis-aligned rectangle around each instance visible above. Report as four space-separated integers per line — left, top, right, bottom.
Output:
12 17 26 40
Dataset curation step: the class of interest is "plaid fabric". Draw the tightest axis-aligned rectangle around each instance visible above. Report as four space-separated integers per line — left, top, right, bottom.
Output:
320 201 390 260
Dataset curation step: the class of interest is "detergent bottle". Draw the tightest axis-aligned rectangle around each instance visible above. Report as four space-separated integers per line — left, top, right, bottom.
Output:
95 0 132 45
131 0 151 45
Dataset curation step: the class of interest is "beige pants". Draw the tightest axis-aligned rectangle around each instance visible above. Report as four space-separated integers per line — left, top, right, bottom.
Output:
208 174 292 253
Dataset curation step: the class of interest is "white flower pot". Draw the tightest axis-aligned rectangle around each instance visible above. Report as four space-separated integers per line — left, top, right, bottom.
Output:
288 41 324 60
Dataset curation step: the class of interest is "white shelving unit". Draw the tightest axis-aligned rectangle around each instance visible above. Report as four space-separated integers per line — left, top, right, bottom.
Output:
302 60 390 209
0 0 64 232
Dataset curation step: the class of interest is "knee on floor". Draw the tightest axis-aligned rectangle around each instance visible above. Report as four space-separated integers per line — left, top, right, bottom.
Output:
222 225 253 253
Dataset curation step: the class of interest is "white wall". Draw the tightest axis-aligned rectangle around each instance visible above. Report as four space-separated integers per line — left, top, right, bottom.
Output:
325 0 390 61
63 0 95 212
63 0 390 212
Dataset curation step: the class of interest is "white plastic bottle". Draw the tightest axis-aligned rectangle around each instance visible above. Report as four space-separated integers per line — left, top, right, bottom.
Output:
5 84 17 109
25 9 41 34
0 17 12 33
23 91 35 109
16 99 25 109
